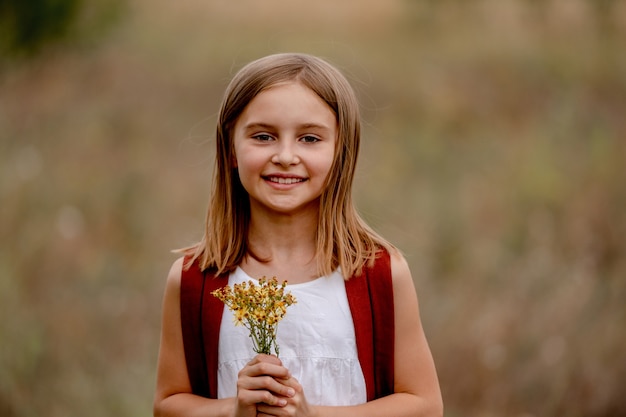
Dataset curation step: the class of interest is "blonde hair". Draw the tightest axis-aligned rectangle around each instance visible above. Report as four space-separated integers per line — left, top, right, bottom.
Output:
185 53 392 278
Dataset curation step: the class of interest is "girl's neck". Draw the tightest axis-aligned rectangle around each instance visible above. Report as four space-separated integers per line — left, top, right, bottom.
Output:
242 209 320 283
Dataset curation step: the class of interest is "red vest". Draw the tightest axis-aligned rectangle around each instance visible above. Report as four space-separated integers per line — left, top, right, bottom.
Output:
180 250 395 401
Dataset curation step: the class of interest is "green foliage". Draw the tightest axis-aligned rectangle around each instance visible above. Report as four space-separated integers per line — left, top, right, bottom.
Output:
0 0 79 54
0 0 123 57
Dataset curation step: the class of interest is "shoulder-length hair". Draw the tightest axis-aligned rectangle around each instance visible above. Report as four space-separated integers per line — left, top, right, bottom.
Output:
185 53 392 278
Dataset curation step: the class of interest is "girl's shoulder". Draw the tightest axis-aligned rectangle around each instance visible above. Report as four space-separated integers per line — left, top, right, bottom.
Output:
164 256 185 291
385 247 414 290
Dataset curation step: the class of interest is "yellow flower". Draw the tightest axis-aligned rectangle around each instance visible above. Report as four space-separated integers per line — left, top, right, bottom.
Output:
212 276 296 356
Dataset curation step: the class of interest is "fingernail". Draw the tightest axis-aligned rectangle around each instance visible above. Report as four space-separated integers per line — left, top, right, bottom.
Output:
278 399 287 406
287 388 295 397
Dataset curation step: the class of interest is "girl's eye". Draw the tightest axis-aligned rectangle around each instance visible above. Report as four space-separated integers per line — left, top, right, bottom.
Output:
253 134 273 142
300 135 320 143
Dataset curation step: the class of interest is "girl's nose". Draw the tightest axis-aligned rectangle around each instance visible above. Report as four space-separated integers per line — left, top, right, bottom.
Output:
271 141 300 166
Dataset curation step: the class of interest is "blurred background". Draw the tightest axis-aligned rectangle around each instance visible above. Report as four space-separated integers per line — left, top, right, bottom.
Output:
1 0 625 416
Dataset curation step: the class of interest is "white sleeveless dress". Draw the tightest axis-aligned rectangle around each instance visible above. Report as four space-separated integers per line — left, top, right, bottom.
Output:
217 267 367 405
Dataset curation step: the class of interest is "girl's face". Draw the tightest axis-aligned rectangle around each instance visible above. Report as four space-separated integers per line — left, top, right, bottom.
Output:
232 81 337 217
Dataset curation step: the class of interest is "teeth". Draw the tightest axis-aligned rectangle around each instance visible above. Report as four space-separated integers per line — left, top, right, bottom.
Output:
269 177 303 184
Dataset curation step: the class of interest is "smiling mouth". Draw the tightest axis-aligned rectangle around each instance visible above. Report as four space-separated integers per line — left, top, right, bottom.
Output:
266 176 306 185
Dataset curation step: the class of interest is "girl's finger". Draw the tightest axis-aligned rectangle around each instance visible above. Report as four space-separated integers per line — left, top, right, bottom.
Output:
237 387 287 408
239 357 291 380
238 374 296 398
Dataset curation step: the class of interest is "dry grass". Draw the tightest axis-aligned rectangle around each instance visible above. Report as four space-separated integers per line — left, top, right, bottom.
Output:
1 0 625 416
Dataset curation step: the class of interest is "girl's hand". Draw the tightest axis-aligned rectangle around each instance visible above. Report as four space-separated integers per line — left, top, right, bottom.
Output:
235 354 296 416
256 375 315 417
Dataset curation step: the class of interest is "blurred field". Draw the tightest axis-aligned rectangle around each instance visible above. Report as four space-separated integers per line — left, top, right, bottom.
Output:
1 0 625 416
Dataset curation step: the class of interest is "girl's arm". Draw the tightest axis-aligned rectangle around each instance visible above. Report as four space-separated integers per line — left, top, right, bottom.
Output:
257 250 444 417
153 258 293 417
378 249 444 416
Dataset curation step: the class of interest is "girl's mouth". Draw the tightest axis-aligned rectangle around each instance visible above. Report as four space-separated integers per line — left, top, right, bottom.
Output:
265 176 306 185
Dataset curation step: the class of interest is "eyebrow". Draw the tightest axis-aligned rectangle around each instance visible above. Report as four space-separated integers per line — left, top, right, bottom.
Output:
243 122 333 132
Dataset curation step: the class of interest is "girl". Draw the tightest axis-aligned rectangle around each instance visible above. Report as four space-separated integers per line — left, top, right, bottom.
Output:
154 53 443 417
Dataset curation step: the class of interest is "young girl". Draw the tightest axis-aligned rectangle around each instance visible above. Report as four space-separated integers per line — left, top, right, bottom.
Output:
154 53 443 417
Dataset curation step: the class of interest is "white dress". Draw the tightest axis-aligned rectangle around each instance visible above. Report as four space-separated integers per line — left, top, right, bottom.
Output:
217 267 367 406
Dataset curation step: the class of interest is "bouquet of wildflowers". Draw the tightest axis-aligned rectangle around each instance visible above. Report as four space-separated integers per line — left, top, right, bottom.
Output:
212 276 296 356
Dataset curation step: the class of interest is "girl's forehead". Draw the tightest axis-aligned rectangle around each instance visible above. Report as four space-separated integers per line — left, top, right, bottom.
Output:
260 80 317 98
236 81 336 123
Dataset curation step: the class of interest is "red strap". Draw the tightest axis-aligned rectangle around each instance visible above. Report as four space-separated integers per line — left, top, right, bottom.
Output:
345 263 375 400
369 250 395 398
346 249 395 400
180 256 227 398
